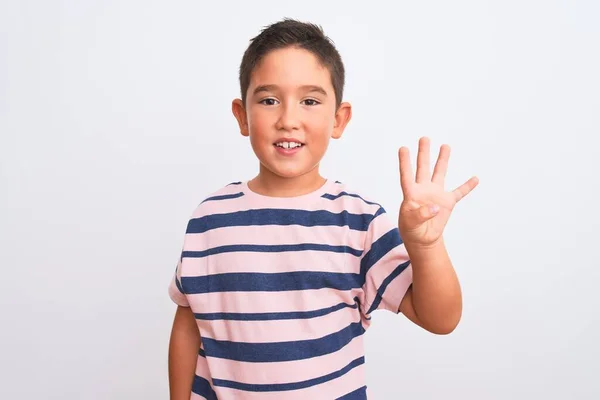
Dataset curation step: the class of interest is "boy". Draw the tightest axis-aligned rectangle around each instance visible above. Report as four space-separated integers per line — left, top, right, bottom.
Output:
168 19 478 400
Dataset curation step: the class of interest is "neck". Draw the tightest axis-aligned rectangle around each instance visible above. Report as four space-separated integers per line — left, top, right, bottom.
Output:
249 164 326 197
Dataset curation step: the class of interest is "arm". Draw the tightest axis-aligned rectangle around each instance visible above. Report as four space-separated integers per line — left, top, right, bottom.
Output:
400 239 462 334
396 137 478 334
169 305 201 400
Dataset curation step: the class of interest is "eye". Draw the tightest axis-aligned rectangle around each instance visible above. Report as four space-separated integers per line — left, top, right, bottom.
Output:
302 98 320 106
259 98 279 106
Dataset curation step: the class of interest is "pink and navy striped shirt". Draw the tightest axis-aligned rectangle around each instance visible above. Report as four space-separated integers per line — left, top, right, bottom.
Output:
168 179 413 399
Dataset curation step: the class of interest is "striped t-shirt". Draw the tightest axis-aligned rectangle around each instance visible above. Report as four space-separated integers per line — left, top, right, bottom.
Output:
168 179 413 399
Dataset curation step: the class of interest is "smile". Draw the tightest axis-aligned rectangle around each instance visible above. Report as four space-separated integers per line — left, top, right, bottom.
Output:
274 141 304 149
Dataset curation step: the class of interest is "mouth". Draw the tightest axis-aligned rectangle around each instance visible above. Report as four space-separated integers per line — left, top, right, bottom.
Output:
273 139 305 155
273 140 305 150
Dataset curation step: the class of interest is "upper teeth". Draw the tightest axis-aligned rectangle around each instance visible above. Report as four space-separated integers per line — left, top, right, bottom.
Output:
276 142 302 149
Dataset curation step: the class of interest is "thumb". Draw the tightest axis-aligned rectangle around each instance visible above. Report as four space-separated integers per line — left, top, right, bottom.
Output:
403 203 439 227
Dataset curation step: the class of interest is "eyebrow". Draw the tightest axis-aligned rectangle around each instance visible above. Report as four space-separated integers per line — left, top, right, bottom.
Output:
252 84 328 97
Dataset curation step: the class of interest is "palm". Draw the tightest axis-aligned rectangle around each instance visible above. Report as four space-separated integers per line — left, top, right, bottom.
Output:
398 137 478 247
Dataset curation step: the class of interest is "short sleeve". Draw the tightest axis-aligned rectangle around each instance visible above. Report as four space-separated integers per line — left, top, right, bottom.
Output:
359 206 412 318
168 256 189 307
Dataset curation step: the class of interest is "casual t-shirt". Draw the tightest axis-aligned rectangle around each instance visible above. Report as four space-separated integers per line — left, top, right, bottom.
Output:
168 179 413 399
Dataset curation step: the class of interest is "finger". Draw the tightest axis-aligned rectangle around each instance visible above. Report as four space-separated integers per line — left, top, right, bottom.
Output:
416 136 430 183
398 146 413 194
432 144 450 185
403 199 421 212
453 176 479 203
403 203 440 228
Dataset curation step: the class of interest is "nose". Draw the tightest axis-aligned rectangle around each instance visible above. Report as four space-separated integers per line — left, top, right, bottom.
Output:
275 103 300 132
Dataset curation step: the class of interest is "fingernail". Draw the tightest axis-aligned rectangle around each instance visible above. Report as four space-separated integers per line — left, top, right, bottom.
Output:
430 205 439 214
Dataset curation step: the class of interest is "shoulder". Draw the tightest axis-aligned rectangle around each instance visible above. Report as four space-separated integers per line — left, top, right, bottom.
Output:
323 181 397 237
188 181 247 219
201 181 245 202
322 180 385 215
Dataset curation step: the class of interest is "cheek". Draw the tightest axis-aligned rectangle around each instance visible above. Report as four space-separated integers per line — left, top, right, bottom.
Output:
306 113 334 140
248 111 272 140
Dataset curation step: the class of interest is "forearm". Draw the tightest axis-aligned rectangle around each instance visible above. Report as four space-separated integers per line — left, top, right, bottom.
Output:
405 238 462 334
169 306 201 400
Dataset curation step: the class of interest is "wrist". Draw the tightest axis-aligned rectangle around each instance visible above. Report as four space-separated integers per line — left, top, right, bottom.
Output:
404 237 446 261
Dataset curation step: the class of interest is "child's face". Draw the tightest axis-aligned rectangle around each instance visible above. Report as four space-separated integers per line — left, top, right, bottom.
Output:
232 47 351 180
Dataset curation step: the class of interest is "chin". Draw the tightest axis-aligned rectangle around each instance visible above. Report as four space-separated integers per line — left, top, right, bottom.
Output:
270 168 309 179
263 162 316 179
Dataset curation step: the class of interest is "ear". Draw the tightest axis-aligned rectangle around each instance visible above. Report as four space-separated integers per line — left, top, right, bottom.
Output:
232 98 249 137
331 102 352 139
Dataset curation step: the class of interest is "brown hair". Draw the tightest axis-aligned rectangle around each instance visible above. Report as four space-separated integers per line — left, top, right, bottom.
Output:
238 18 345 109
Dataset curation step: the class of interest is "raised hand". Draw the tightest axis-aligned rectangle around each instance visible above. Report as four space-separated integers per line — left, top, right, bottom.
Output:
397 137 478 248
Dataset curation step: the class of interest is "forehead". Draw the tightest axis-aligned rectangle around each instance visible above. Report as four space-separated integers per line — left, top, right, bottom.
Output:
249 47 333 91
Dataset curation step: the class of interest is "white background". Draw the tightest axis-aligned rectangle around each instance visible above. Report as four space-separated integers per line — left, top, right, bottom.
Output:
1 1 599 399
